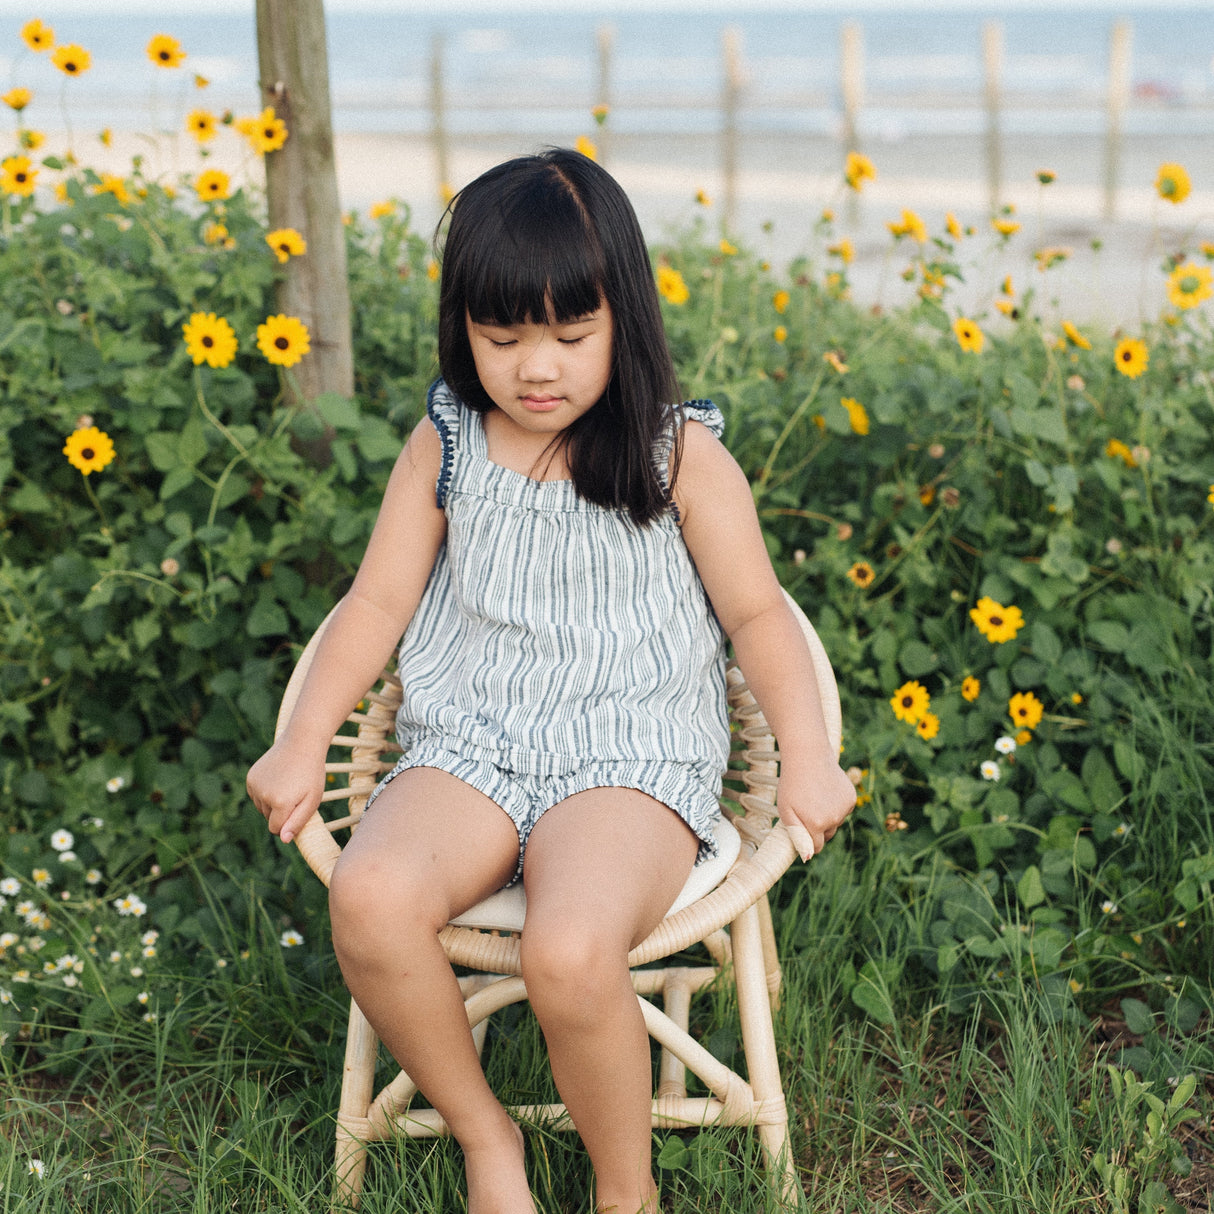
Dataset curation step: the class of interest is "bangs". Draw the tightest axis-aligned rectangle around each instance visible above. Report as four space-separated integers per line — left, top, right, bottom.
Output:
458 175 606 326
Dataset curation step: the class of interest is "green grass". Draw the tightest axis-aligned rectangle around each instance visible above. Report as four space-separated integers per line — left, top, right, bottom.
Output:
4 871 1209 1214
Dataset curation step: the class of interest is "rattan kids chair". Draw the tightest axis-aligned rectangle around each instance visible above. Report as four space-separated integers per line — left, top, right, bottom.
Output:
275 589 841 1210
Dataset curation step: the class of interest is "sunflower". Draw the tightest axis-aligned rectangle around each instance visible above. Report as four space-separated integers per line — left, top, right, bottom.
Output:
719 239 738 257
657 265 689 306
63 426 115 475
945 212 963 239
256 314 311 367
1166 262 1213 311
574 134 598 161
1113 337 1148 379
772 290 790 314
887 208 927 243
194 168 231 202
840 397 869 436
0 155 37 198
844 150 876 191
1008 691 1044 731
3 87 32 112
916 712 941 741
961 676 980 703
368 200 396 220
953 317 984 354
51 44 90 76
1155 162 1191 204
991 217 1021 236
182 312 238 369
186 109 218 143
1061 320 1090 349
93 173 132 206
969 596 1024 644
241 107 288 155
147 34 186 68
21 19 54 52
828 237 854 264
846 561 875 589
890 680 930 724
266 228 307 263
1105 439 1137 468
773 325 787 343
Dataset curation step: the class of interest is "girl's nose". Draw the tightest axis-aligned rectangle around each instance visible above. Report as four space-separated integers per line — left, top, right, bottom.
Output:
518 335 558 380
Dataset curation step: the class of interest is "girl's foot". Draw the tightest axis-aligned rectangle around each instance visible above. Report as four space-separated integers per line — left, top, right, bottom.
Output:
594 1181 659 1214
464 1119 535 1214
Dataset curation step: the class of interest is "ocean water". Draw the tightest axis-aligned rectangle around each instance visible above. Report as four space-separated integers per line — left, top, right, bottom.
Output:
2 7 1212 139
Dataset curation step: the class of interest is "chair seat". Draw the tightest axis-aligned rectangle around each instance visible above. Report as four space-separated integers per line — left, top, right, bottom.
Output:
448 815 743 933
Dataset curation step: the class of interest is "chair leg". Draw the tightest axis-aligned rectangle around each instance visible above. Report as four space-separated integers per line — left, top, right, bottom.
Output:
756 894 783 1010
731 902 800 1208
333 999 379 1211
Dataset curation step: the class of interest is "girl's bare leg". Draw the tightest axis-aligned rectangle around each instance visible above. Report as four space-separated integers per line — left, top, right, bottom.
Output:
328 767 535 1214
520 788 700 1214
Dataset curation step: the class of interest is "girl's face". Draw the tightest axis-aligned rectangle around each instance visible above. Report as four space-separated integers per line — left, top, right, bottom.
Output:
465 301 613 438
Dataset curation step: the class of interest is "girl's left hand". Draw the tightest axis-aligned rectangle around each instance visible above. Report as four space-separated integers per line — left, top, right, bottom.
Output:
776 760 858 861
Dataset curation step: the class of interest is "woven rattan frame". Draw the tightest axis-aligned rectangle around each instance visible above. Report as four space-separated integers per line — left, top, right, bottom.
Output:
276 590 841 1210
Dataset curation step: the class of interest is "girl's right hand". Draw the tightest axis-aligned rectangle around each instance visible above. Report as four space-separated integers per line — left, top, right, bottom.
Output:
246 740 325 845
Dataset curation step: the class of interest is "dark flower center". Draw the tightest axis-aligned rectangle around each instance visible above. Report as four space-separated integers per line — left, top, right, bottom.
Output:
900 695 913 708
990 614 1003 627
202 335 214 347
81 447 95 460
275 336 290 350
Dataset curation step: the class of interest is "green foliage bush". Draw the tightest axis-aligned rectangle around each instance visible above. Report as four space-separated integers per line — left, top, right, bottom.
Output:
2 137 1212 1073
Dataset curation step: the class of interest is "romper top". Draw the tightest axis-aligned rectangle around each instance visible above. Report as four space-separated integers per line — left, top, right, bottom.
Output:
392 379 732 781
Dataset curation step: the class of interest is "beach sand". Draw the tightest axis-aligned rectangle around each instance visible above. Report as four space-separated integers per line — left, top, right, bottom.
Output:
60 125 1214 327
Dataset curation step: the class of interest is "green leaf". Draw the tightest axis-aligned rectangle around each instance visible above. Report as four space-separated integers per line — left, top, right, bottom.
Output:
898 639 938 677
314 391 362 430
849 960 898 1024
247 589 289 638
656 1136 690 1171
1120 997 1155 1036
1017 865 1046 908
1088 620 1131 651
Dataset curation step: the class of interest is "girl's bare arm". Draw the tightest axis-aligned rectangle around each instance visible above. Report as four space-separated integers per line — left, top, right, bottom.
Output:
675 421 856 857
247 418 448 842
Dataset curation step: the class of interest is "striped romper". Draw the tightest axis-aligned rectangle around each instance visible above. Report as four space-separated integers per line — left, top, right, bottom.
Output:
366 379 732 883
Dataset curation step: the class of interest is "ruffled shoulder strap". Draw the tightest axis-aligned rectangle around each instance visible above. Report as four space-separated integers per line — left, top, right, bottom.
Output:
680 398 725 439
654 399 726 517
426 379 463 508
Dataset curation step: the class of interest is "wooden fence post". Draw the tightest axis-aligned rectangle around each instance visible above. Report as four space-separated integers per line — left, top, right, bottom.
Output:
430 32 451 205
254 0 353 430
840 22 864 223
982 20 1004 214
1103 19 1133 221
720 27 744 234
595 24 615 165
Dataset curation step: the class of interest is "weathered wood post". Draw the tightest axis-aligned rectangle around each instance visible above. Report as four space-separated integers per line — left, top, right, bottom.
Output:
254 0 354 427
430 32 451 205
720 27 744 234
595 24 615 166
840 22 864 223
982 20 1004 214
1103 19 1133 221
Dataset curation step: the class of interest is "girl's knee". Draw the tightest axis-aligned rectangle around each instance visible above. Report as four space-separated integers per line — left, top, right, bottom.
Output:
520 921 631 1024
329 853 447 953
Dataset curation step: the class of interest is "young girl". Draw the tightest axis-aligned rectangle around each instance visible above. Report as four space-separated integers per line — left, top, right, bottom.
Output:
247 148 856 1214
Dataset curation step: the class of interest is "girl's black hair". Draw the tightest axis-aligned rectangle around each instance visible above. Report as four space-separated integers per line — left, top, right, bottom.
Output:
436 148 682 526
